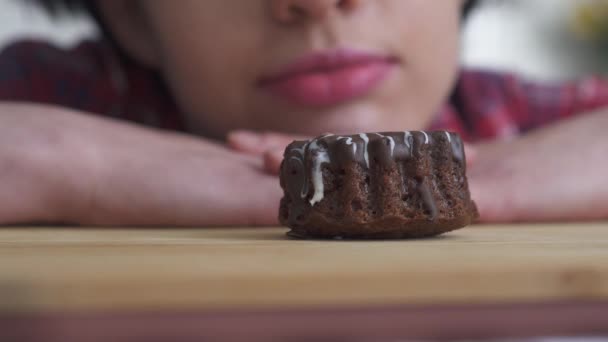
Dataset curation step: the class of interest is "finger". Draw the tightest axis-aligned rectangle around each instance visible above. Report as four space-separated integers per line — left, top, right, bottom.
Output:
464 144 477 168
227 130 264 154
263 148 284 175
227 130 309 155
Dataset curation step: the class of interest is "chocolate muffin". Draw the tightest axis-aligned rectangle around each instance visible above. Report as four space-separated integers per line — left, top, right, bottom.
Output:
279 132 478 239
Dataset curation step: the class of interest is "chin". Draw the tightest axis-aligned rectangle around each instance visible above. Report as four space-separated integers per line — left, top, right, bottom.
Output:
288 108 405 136
288 122 383 137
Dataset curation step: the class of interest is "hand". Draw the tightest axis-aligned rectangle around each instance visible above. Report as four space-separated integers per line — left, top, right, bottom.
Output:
468 110 608 223
228 130 311 175
0 103 282 226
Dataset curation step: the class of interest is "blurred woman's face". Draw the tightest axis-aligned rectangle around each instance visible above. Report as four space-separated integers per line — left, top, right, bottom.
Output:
104 0 465 139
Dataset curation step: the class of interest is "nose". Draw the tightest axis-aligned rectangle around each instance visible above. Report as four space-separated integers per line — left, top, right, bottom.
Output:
271 0 359 23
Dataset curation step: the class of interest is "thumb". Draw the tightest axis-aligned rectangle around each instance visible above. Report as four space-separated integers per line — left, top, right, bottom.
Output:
264 148 284 175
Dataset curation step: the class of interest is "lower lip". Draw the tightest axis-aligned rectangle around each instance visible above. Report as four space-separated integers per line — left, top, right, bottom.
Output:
260 61 396 107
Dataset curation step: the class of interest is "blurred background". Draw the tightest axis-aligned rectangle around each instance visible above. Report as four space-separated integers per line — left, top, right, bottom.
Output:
3 0 608 82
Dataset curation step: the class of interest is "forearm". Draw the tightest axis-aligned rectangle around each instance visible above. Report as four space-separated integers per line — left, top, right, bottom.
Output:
0 102 281 226
79 138 279 226
470 109 608 222
0 103 90 224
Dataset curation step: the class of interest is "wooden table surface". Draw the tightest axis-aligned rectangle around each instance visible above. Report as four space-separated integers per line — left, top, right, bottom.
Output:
1 223 607 313
1 223 607 341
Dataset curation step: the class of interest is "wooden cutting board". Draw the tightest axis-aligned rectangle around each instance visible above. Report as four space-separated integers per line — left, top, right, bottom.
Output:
0 223 607 313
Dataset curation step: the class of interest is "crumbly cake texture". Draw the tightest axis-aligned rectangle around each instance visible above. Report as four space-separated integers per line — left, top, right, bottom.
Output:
279 132 478 239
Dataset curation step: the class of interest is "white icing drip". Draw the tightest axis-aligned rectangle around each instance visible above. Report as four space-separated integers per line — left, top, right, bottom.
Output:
339 136 358 155
445 131 452 143
337 136 350 144
309 150 330 206
292 143 308 157
403 131 412 148
387 136 395 157
359 133 370 167
298 136 333 206
421 131 430 144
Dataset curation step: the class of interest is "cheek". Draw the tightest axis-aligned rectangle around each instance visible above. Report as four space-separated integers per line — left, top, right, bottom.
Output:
161 44 250 136
412 30 460 96
146 2 267 136
396 9 461 109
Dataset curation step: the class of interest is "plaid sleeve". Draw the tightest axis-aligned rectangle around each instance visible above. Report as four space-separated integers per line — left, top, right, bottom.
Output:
517 75 608 128
454 70 608 141
0 42 33 100
0 40 183 130
0 40 121 112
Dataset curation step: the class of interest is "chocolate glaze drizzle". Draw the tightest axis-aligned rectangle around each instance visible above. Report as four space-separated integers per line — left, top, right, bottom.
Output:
282 131 465 222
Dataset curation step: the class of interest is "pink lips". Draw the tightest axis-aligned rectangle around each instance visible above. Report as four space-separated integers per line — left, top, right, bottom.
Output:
258 49 399 107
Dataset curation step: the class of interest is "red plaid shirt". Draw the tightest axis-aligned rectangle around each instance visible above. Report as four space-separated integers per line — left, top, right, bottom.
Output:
2 39 608 141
